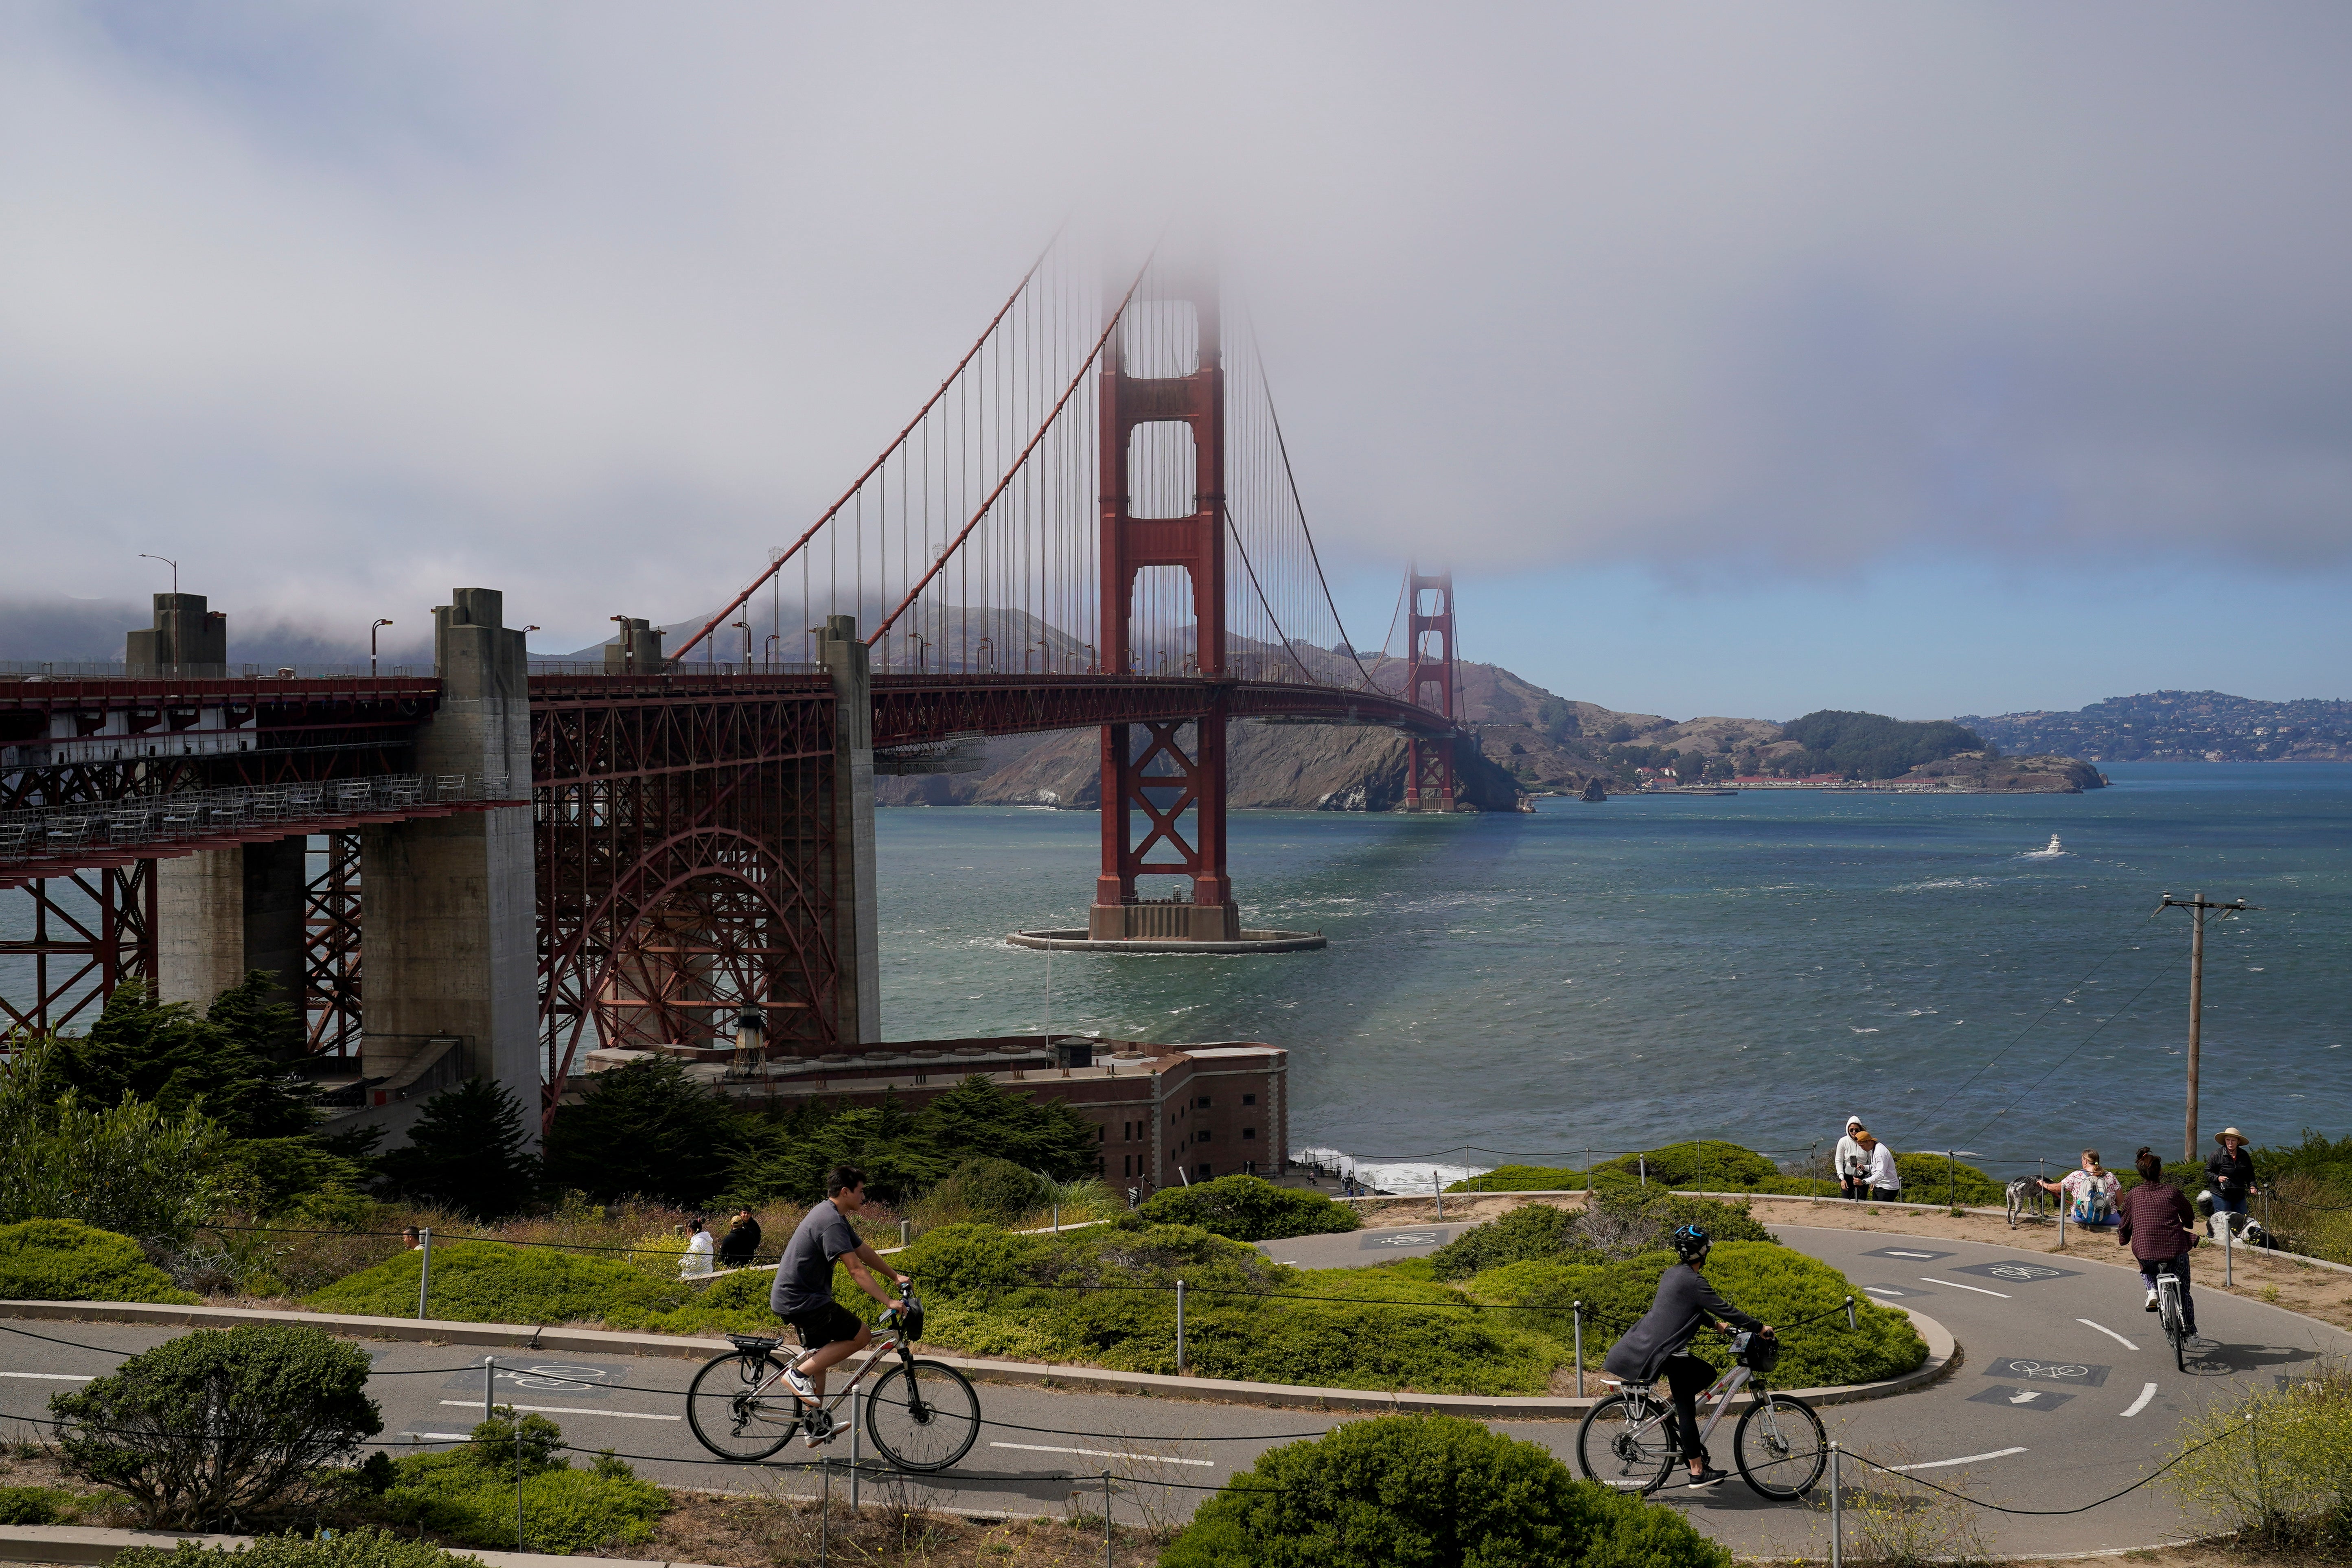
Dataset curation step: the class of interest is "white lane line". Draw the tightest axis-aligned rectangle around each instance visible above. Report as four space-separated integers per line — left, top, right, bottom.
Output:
1921 1276 2011 1299
1890 1447 2028 1472
439 1400 677 1422
2078 1318 2140 1351
990 1441 1214 1467
0 1372 95 1381
2120 1382 2159 1419
1881 1250 1940 1259
1862 1287 1904 1297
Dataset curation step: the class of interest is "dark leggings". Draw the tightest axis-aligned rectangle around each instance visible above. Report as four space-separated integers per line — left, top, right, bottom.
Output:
1661 1352 1719 1466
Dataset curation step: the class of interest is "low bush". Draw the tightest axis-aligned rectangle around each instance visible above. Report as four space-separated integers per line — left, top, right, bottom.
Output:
1159 1413 1731 1568
306 1239 697 1325
380 1414 667 1553
1888 1152 2004 1206
1473 1242 1926 1390
876 1220 1560 1394
1137 1175 1360 1242
115 1529 487 1568
51 1323 382 1528
1590 1141 1780 1192
0 1485 88 1525
2167 1358 2352 1547
928 1157 1049 1226
0 1218 199 1304
1427 1203 1594 1278
1448 1165 1583 1193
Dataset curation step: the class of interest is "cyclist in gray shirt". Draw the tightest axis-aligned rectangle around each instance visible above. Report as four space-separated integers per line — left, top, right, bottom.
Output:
1603 1223 1773 1487
772 1164 909 1444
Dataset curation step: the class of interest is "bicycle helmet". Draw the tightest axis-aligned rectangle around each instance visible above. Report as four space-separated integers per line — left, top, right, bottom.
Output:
1670 1223 1711 1263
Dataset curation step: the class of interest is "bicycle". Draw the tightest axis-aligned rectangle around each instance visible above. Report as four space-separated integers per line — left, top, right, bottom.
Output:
1575 1330 1826 1499
2155 1268 2189 1373
685 1284 981 1471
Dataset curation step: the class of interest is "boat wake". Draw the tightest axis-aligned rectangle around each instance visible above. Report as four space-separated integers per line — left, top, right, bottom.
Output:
2020 833 2069 859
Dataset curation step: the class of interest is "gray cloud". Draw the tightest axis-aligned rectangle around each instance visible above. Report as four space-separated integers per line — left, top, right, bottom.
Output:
2 2 2347 645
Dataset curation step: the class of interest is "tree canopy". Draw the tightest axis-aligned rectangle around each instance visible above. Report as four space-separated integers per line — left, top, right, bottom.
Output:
1775 710 1986 780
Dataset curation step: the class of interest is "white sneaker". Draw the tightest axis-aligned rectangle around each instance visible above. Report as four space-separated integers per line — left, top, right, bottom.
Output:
2144 1290 2159 1312
783 1365 817 1405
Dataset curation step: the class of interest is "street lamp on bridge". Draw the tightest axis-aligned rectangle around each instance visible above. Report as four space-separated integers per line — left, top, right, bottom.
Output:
369 619 394 677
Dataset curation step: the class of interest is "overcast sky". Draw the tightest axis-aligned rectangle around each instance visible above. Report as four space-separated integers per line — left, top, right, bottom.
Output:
4 3 2348 718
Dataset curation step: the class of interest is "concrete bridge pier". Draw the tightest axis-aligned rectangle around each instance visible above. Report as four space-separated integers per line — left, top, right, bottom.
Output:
820 614 881 1046
153 840 307 1012
357 588 540 1145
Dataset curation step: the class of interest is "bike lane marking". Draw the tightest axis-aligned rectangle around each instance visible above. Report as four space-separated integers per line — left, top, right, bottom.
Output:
1891 1446 2028 1471
2077 1318 2140 1351
2119 1383 2159 1418
0 1371 93 1380
990 1441 1213 1467
438 1399 678 1421
1922 1276 2010 1298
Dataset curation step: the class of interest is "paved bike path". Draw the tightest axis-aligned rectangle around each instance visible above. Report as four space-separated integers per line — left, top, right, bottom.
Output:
6 1222 2340 1555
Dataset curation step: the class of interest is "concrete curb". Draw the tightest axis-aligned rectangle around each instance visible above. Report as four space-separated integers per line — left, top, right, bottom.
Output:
0 1525 722 1568
0 1299 1955 1419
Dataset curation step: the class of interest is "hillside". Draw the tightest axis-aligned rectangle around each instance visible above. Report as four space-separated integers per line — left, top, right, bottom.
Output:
1960 691 2352 762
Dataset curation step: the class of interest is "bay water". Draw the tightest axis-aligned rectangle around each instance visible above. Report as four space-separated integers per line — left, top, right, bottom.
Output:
877 762 2352 1191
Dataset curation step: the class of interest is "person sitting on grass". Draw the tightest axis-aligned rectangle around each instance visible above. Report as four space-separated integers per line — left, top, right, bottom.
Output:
2038 1149 2120 1226
773 1165 910 1446
716 1205 762 1268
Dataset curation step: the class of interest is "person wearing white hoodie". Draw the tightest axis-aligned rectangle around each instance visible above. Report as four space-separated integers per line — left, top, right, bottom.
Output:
1834 1116 1869 1199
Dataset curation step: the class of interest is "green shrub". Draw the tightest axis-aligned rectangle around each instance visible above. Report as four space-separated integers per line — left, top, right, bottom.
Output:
1428 1204 1594 1278
1473 1242 1925 1390
307 1240 695 1326
1755 1176 1842 1197
0 1218 198 1304
883 1222 1559 1394
0 1038 233 1246
381 1414 667 1553
1889 1152 2004 1205
1574 1191 1775 1259
114 1528 486 1568
374 1080 542 1221
930 1157 1050 1226
2166 1361 2352 1546
1159 1414 1731 1568
1137 1175 1361 1242
541 1055 743 1207
1590 1141 1779 1192
1448 1165 1583 1193
51 1323 381 1528
0 1485 87 1525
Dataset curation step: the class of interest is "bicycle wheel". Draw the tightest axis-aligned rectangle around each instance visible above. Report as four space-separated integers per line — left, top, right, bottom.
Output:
1733 1393 1827 1499
1575 1393 1677 1495
2163 1287 2188 1372
864 1358 981 1472
686 1351 801 1461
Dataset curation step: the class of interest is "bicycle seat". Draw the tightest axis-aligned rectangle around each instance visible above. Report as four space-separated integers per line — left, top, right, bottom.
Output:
725 1333 780 1353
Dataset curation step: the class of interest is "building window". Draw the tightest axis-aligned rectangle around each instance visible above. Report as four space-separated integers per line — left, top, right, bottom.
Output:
1195 1095 1212 1108
1242 1093 1256 1106
1242 1127 1256 1140
1098 1126 1106 1141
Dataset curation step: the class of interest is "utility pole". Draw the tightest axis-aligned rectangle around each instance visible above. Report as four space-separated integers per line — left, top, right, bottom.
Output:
2155 892 2256 1162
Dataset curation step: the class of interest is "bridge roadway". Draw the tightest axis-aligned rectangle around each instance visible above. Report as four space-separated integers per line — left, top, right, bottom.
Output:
4 1221 2330 1557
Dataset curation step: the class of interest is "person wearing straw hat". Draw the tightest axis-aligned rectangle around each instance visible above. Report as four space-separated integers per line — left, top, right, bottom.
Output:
2205 1128 2259 1221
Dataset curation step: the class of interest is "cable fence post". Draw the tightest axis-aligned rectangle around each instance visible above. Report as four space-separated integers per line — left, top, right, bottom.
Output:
819 1456 831 1567
1639 1154 1647 1189
1828 1443 1842 1568
417 1229 433 1319
1175 1277 1186 1375
2223 1199 2234 1286
900 1219 912 1248
1845 1294 1856 1331
1102 1469 1112 1568
1572 1301 1584 1399
483 1356 495 1424
1434 1169 1442 1220
513 1400 524 1553
1949 1150 1957 1209
850 1383 860 1513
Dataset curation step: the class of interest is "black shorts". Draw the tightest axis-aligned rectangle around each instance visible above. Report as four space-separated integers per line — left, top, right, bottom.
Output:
781 1300 863 1352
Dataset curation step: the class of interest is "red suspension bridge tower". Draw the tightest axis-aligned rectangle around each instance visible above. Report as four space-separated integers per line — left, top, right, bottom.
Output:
1402 567 1458 812
1090 270 1236 942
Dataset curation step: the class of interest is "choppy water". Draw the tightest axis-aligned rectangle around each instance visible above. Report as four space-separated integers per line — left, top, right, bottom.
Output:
878 763 2352 1190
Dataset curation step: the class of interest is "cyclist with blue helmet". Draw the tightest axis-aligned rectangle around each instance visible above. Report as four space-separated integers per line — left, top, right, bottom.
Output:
1601 1221 1774 1487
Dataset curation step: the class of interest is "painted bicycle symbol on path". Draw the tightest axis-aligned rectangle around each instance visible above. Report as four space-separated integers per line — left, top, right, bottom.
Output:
1986 1265 2066 1282
2003 1360 2091 1382
503 1364 618 1391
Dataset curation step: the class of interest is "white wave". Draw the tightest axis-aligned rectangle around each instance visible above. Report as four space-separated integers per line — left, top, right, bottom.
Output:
1849 1026 1881 1034
1291 1145 1490 1193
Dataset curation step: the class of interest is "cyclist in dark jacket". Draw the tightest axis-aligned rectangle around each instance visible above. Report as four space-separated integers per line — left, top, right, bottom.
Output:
1603 1224 1773 1487
2117 1147 2200 1338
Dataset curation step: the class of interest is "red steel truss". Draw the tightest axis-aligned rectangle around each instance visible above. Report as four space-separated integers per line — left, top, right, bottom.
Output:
304 831 363 1055
531 672 840 1113
1403 569 1458 811
0 864 152 1036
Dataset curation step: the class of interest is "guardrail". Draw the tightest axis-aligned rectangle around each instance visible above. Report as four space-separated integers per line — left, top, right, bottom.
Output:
0 772 491 865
